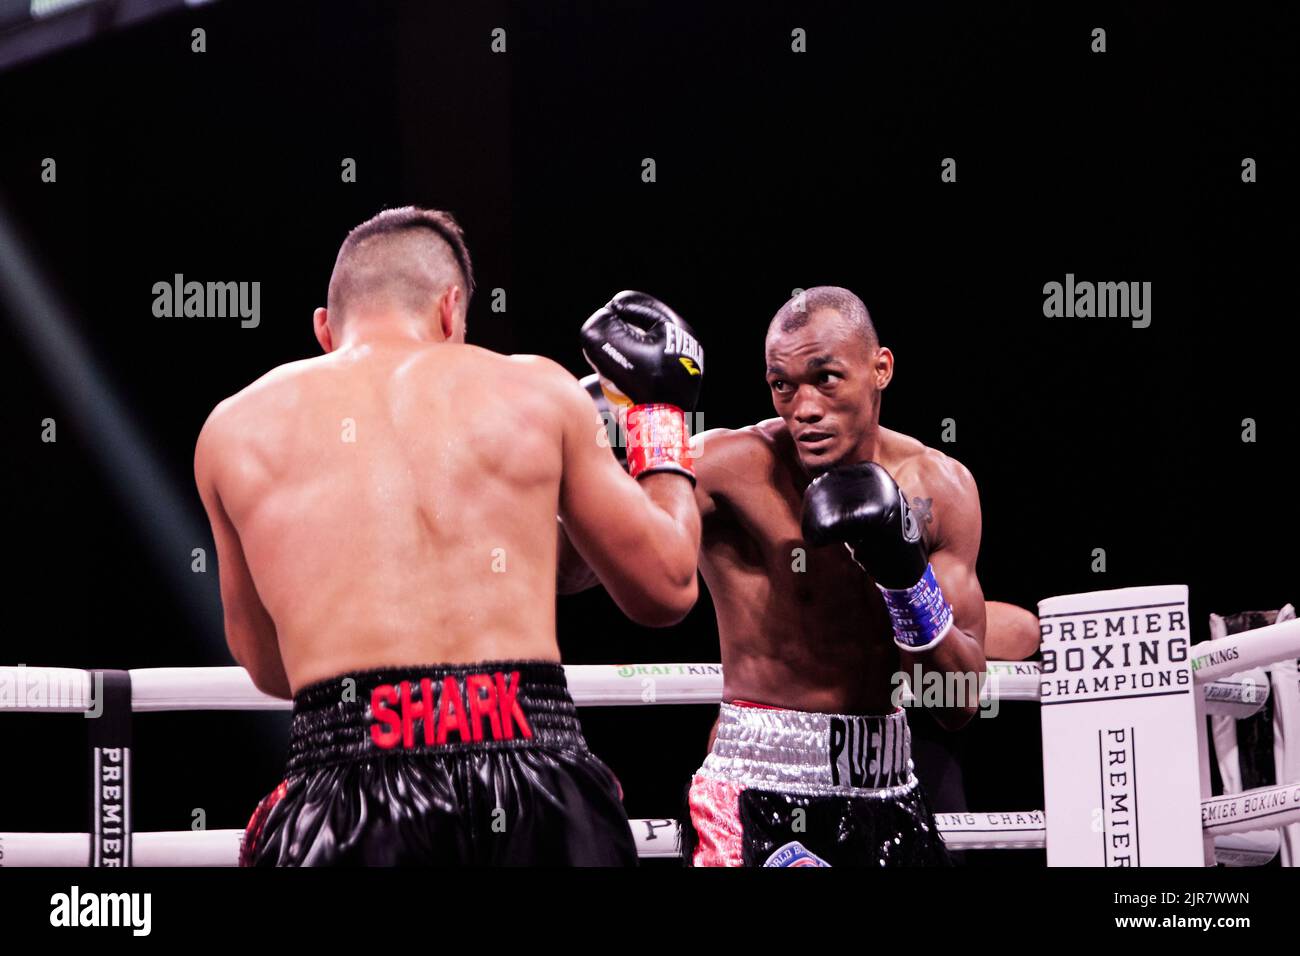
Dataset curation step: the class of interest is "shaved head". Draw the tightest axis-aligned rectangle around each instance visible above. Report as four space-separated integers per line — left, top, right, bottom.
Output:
769 286 877 349
327 206 475 325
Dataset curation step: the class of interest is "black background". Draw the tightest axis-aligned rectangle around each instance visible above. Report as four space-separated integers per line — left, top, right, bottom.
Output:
0 0 1294 863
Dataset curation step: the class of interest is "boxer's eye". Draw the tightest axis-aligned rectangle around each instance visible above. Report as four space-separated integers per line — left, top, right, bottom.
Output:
769 379 791 394
817 372 840 386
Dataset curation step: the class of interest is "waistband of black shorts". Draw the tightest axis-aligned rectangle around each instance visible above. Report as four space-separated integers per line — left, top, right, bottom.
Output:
286 661 587 775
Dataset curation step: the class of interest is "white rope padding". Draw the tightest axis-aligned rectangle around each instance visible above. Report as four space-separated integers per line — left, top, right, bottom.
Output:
1189 616 1300 682
936 782 1300 849
934 810 1047 849
4 621 1297 865
0 821 678 866
0 659 1280 715
0 829 244 867
0 664 729 713
7 784 1297 865
1199 782 1300 838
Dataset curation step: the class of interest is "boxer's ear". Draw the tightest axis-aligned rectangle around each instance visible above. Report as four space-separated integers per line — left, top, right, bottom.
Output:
313 307 335 353
874 346 895 389
439 284 465 342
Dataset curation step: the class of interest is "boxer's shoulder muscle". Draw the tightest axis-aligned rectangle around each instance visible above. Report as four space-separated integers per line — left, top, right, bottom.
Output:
402 347 578 438
505 352 606 429
204 356 331 430
504 352 583 395
693 419 784 515
880 429 979 550
196 358 322 470
695 419 783 484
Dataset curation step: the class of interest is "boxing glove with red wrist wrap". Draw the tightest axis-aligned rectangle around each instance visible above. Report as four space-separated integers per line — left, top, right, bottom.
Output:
579 291 704 483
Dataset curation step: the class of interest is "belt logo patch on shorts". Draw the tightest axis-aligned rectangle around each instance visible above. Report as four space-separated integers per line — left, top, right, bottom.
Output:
828 716 896 788
764 841 831 867
369 670 534 749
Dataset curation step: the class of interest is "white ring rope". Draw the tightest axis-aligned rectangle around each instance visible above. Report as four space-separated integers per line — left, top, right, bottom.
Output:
1190 616 1300 681
0 659 1277 716
0 664 729 713
0 822 680 866
6 783 1299 866
2 615 1297 866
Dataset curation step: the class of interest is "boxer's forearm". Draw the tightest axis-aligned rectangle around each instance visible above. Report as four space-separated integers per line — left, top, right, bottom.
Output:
249 657 292 700
901 625 985 730
616 472 701 624
561 471 701 626
230 629 292 699
553 470 702 613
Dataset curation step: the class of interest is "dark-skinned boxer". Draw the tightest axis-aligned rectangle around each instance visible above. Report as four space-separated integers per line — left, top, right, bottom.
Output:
565 286 1009 865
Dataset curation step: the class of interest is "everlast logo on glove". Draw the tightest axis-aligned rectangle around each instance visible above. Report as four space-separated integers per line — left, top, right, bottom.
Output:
662 322 704 374
370 670 533 748
579 290 705 414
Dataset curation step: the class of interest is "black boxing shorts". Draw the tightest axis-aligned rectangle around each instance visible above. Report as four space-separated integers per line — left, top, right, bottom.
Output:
686 701 951 867
240 661 637 866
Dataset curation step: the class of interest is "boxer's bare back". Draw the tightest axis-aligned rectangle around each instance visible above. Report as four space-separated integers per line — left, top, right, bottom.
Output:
196 340 698 696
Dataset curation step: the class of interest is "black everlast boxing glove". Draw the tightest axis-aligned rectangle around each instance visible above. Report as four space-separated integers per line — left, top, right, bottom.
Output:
580 290 704 483
801 461 954 651
579 373 628 468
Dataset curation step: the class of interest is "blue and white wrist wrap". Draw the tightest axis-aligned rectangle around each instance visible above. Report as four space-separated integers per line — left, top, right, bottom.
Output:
877 563 954 651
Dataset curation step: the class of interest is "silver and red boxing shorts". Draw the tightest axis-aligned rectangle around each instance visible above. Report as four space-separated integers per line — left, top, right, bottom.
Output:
687 701 951 867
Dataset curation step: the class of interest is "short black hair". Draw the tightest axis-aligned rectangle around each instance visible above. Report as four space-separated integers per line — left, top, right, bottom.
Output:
327 206 475 321
769 286 877 349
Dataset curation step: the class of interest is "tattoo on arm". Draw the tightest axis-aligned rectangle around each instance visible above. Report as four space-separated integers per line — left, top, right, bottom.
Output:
910 496 934 526
908 496 935 549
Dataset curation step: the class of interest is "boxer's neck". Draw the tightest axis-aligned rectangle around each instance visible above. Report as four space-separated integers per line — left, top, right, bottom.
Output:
845 423 883 468
335 310 458 349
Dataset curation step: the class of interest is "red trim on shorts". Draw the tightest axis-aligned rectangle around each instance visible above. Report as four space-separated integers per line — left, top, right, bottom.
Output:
689 774 744 867
730 699 904 715
239 780 289 867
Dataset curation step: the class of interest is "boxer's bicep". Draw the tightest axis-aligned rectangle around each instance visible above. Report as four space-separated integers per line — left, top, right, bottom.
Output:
932 547 986 646
927 458 986 646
